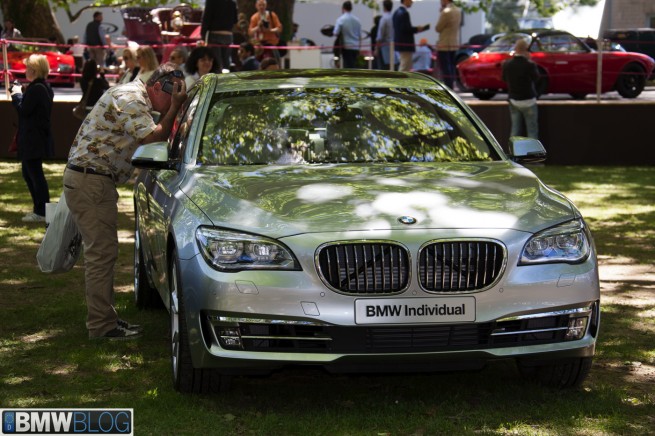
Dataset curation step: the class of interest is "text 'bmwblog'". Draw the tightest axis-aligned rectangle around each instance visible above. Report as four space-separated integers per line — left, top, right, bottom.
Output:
1 409 133 435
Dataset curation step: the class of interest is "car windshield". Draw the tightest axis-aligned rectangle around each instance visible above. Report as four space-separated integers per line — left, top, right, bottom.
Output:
198 86 498 165
484 34 532 53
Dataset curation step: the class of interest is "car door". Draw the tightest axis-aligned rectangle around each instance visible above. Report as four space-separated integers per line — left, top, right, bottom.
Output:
533 33 597 93
141 89 201 291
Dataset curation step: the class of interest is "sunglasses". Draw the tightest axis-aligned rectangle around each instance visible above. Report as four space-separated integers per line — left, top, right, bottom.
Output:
160 69 185 94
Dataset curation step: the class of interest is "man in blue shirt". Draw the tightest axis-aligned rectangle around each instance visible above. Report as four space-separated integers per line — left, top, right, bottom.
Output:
333 1 362 68
412 38 433 72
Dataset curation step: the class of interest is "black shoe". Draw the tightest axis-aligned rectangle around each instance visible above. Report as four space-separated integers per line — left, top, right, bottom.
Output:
117 318 142 332
92 326 142 341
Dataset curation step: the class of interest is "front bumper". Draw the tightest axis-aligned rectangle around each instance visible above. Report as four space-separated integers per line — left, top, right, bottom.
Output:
177 227 600 374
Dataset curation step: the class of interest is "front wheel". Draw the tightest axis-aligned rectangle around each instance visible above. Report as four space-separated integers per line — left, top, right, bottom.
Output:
169 251 230 393
134 216 161 309
616 63 646 98
517 357 592 388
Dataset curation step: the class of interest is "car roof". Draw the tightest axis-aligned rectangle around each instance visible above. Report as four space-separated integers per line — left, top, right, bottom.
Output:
203 69 444 93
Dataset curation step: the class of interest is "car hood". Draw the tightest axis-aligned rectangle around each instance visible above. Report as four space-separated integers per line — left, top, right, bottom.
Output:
180 162 574 237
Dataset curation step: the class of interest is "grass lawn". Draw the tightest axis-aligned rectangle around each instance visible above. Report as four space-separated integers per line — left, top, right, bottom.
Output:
1 161 653 435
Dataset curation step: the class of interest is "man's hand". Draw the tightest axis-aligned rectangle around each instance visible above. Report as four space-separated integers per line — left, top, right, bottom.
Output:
10 82 22 96
170 80 188 109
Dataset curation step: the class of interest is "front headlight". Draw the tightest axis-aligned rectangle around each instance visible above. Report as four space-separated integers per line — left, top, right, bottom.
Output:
519 219 591 265
196 227 300 272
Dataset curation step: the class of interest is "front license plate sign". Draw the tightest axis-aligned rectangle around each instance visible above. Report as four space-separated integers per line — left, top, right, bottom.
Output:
355 297 476 324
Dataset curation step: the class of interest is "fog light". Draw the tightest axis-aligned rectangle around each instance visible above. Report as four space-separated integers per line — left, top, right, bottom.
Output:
565 317 588 340
219 327 243 349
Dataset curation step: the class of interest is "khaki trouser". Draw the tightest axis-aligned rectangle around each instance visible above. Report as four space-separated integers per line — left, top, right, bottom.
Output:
63 169 119 338
87 47 106 68
399 52 413 72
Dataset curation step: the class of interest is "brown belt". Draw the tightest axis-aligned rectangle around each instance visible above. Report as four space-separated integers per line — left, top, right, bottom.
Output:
66 163 113 179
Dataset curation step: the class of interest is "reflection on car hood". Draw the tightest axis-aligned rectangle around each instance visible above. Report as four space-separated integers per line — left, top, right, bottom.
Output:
181 162 573 237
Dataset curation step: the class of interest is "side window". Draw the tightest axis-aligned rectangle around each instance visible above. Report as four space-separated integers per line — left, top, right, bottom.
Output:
168 90 199 161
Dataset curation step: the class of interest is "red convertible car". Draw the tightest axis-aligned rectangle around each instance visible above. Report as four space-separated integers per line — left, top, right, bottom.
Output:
457 29 655 100
0 39 76 87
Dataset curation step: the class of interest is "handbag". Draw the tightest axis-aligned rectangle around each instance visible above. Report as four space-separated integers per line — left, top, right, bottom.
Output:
36 194 83 274
72 81 93 121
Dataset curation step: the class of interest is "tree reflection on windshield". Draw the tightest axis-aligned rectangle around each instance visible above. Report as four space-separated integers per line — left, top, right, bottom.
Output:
198 87 495 165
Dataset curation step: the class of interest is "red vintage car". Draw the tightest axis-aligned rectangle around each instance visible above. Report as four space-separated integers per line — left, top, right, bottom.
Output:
457 29 655 100
0 38 76 87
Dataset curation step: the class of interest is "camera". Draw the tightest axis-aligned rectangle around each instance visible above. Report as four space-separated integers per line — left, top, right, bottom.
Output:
262 20 269 29
162 80 175 94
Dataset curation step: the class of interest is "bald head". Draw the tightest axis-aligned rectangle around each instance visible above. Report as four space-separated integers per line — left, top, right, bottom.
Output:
514 38 530 54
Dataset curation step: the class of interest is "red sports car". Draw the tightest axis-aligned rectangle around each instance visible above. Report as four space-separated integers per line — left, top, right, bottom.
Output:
0 39 76 87
457 29 655 100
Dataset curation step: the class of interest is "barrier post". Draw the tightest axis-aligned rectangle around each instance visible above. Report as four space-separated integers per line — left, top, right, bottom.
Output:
596 37 603 103
2 39 10 99
389 41 395 71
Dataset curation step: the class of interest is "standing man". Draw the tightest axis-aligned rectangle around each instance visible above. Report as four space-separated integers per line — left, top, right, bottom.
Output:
376 0 398 70
84 11 106 67
435 0 461 88
502 38 540 139
64 63 187 340
201 0 238 72
393 0 429 72
333 1 362 69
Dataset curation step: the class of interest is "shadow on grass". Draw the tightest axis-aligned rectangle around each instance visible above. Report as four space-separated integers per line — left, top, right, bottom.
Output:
1 162 654 435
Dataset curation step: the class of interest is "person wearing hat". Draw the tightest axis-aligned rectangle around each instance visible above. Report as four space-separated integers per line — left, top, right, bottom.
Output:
412 37 433 72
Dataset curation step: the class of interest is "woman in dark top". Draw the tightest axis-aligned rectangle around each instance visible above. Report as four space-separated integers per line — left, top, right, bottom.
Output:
184 46 219 88
10 54 54 223
80 60 110 109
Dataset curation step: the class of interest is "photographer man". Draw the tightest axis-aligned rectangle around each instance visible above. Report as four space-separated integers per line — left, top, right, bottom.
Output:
64 63 187 340
248 0 283 62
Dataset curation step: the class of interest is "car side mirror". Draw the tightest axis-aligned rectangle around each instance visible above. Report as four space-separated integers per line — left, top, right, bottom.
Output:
508 136 547 164
131 142 174 170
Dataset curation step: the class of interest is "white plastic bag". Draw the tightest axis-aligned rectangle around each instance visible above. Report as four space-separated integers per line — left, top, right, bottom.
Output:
36 194 83 273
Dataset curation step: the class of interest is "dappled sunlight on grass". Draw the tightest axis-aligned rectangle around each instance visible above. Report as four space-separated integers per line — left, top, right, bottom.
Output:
20 329 64 344
1 161 654 434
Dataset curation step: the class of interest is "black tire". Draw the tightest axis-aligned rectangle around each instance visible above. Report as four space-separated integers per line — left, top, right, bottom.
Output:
472 90 497 100
569 93 587 100
616 63 646 98
169 251 230 393
134 215 161 309
536 67 549 97
518 357 593 389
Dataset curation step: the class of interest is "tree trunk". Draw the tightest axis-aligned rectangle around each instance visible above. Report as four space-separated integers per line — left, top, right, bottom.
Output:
237 0 295 42
1 0 65 43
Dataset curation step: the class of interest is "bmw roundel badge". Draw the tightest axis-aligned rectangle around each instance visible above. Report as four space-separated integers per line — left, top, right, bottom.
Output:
398 216 417 225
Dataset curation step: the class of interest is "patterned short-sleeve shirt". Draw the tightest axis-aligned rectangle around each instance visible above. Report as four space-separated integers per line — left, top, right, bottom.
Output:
68 79 157 184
